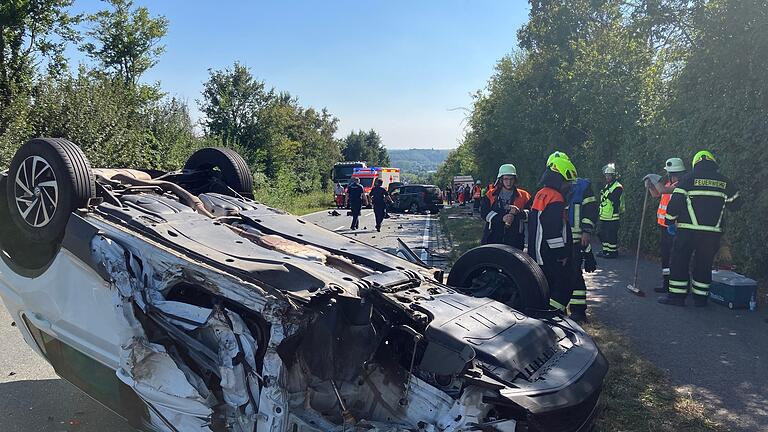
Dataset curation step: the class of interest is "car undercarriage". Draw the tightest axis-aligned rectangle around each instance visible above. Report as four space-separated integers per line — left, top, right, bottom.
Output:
0 139 607 432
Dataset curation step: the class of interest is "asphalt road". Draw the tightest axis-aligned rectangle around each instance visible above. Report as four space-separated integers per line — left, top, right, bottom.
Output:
0 207 439 432
301 207 442 266
0 305 134 431
587 250 768 431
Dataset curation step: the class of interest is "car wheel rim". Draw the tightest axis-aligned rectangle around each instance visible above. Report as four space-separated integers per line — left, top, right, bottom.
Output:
14 156 58 228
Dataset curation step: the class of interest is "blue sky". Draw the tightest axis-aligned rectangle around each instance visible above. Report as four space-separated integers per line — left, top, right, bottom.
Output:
68 1 530 149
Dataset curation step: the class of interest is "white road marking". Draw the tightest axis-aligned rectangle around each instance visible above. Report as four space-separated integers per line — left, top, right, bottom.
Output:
420 216 431 262
364 211 373 217
335 225 347 231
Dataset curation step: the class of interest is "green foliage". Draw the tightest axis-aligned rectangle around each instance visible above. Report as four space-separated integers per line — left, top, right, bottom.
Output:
433 143 477 190
81 0 168 87
199 62 274 146
199 62 343 193
0 0 79 131
341 129 390 167
0 67 197 170
443 0 768 277
253 168 334 215
658 0 768 276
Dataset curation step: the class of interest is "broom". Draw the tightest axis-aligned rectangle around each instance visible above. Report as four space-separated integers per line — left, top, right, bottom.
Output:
627 188 649 297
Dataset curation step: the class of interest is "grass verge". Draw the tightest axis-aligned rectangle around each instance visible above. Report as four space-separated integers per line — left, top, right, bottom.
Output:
584 321 723 432
437 206 723 432
438 205 484 264
253 188 334 216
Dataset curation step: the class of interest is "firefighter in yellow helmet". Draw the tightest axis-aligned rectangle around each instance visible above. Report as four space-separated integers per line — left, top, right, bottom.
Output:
598 163 624 258
528 156 580 312
544 151 597 322
658 151 741 307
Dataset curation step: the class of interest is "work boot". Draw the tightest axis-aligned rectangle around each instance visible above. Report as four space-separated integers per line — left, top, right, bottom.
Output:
657 295 685 307
693 295 708 307
569 309 588 324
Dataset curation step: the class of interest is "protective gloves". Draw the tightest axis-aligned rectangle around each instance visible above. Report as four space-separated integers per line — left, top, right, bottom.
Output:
583 251 597 273
667 224 677 236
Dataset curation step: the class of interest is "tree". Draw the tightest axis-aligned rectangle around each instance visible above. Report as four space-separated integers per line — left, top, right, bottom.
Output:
0 0 79 131
199 61 342 189
81 0 168 87
342 130 390 166
198 61 274 147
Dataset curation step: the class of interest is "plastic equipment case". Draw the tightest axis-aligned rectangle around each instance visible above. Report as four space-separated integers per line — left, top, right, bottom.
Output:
709 270 757 309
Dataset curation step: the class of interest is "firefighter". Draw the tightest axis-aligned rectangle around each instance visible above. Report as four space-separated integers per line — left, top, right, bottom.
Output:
658 151 741 307
546 152 597 322
528 156 580 312
648 157 687 294
472 180 482 212
370 178 391 232
598 163 624 258
480 164 531 249
347 177 366 230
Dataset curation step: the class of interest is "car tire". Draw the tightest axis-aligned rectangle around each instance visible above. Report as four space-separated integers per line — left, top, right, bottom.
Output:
6 138 95 244
184 147 254 196
447 244 549 311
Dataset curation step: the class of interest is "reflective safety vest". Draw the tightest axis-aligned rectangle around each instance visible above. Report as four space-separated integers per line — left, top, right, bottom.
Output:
656 181 675 227
599 181 624 221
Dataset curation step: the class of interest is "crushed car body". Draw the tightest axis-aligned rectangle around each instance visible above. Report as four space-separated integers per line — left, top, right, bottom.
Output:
0 139 607 432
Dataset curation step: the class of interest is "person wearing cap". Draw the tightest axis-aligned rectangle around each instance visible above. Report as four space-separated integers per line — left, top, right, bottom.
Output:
647 158 687 294
658 150 741 307
528 156 580 312
480 164 531 249
598 163 624 258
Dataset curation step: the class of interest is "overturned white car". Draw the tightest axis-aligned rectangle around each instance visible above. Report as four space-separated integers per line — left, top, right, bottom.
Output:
0 138 607 432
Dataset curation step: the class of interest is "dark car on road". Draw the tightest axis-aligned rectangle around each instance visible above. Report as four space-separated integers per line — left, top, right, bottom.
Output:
390 184 443 214
387 181 404 194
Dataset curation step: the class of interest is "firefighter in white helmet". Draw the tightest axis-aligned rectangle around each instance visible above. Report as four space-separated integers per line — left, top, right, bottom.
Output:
646 158 687 293
598 163 624 258
480 164 531 249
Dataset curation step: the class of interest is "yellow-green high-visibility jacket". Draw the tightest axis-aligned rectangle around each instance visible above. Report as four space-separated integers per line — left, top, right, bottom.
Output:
665 161 741 233
599 181 624 221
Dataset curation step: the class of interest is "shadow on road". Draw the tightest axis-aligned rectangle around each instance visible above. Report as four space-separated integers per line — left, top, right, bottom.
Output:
0 379 133 432
586 254 768 431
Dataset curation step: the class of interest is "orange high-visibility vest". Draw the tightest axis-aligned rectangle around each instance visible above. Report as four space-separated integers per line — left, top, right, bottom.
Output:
657 180 675 227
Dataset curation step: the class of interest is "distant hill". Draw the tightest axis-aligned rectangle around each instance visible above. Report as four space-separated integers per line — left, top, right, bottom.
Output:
387 149 451 178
